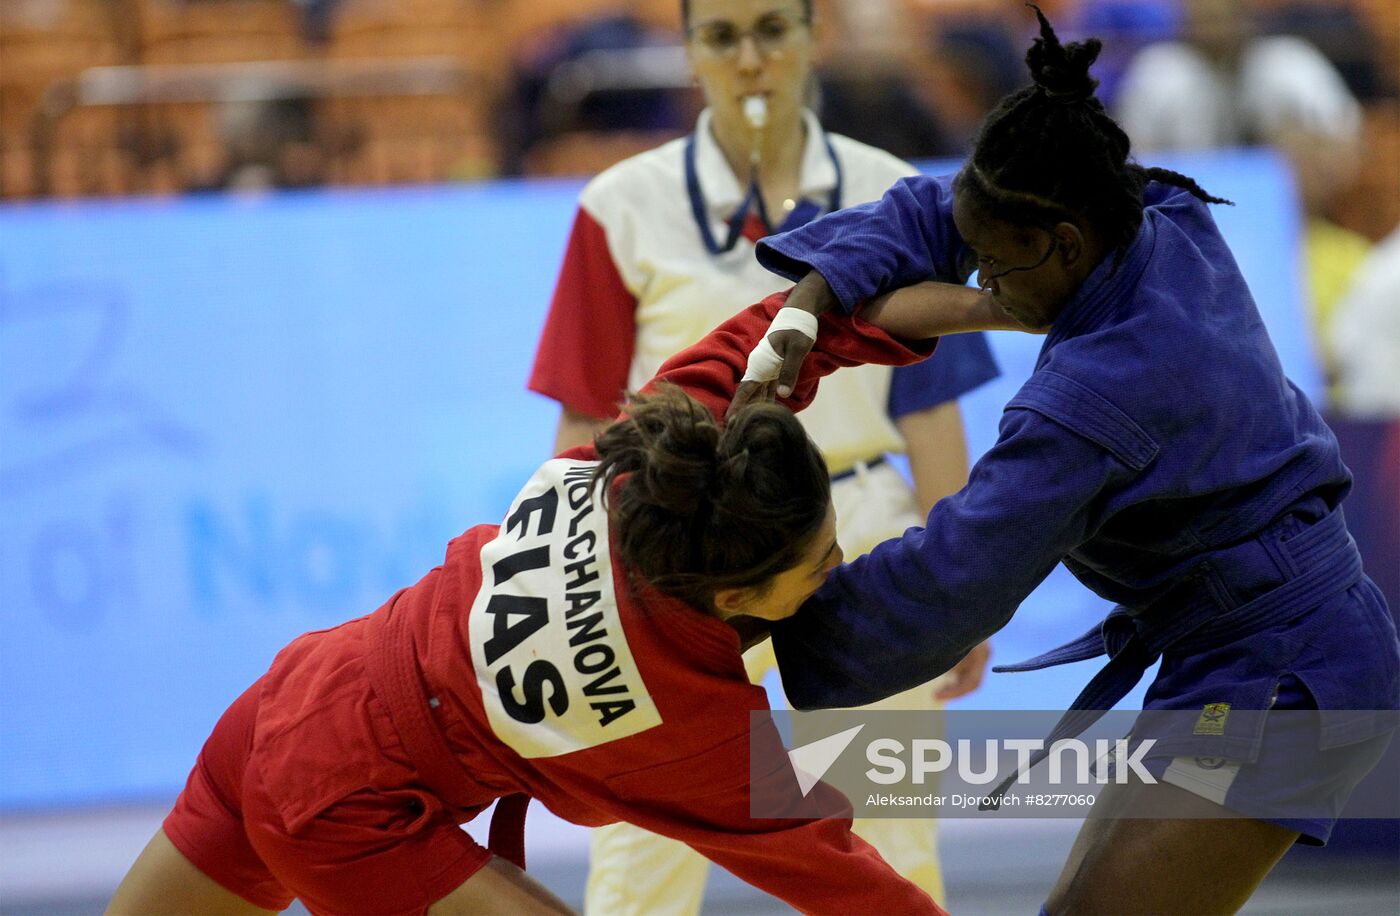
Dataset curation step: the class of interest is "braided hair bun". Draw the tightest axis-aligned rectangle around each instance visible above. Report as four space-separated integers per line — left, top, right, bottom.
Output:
1026 5 1102 105
593 385 830 613
958 4 1230 259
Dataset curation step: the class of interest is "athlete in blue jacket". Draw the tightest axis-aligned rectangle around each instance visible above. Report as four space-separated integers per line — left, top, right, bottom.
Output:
734 8 1399 913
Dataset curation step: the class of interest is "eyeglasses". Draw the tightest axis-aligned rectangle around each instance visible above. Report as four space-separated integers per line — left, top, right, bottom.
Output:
973 234 1058 290
689 12 809 59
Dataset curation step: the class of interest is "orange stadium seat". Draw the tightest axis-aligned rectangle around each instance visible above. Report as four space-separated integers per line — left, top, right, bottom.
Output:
44 106 145 197
320 91 495 186
496 0 681 51
130 2 307 193
0 137 36 197
329 0 493 62
0 0 127 196
520 128 682 177
135 0 306 64
320 1 499 185
148 100 226 190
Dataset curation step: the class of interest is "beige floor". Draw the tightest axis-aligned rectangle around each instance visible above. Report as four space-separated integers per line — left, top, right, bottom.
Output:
2 803 1395 914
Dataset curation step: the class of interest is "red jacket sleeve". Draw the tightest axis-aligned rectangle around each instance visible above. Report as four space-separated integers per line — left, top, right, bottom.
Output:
528 206 638 420
596 719 944 915
641 290 937 422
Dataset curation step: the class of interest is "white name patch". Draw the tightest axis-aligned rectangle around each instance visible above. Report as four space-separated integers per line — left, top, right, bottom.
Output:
469 459 661 758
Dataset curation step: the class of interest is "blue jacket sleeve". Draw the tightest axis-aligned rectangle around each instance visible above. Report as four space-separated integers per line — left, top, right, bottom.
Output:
771 406 1136 709
756 174 969 313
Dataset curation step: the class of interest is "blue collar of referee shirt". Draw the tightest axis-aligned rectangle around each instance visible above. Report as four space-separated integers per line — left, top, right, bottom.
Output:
685 107 843 255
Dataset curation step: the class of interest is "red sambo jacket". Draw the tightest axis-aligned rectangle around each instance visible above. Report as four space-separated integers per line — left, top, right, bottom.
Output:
252 294 944 915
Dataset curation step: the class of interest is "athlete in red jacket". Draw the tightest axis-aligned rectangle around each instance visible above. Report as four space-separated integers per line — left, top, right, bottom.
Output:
107 291 1008 916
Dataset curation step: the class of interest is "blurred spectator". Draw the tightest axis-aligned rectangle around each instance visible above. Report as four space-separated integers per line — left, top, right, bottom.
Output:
1330 227 1400 417
1114 0 1363 152
496 13 688 176
836 1 1031 159
1113 0 1373 410
923 13 1027 152
291 0 341 45
1260 1 1396 102
814 0 959 159
212 96 329 191
1063 0 1181 108
1305 214 1373 395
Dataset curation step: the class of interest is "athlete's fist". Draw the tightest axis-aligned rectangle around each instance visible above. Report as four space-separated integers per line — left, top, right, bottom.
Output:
727 307 818 418
728 272 840 419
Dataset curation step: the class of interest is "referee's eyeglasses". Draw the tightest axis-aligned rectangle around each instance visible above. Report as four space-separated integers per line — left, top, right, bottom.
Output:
689 11 810 59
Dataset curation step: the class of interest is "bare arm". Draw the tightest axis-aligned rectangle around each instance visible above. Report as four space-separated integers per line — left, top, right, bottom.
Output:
783 272 1016 336
862 281 1021 338
553 406 611 455
779 268 842 317
897 401 970 513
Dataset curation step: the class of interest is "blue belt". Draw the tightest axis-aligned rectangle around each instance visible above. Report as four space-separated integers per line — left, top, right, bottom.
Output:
981 508 1363 809
830 455 886 483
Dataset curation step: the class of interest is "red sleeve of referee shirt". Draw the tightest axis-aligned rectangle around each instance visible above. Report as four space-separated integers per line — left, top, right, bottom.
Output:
528 206 638 420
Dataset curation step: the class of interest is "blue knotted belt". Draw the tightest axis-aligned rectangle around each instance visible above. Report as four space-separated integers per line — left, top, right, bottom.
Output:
980 509 1362 809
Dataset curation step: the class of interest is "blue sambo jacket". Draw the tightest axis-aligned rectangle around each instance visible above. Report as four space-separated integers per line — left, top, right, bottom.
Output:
758 176 1398 732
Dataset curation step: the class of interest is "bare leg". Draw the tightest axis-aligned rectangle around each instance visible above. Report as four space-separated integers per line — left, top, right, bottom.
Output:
107 828 278 915
428 855 575 915
1045 779 1298 915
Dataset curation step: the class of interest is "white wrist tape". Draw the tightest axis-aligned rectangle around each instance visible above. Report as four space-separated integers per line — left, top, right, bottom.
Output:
740 307 819 384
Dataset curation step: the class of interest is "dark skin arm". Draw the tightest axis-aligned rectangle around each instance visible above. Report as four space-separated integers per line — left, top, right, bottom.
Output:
728 272 1016 417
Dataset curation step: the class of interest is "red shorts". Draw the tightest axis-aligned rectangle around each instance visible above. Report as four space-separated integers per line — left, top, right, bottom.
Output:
163 676 492 916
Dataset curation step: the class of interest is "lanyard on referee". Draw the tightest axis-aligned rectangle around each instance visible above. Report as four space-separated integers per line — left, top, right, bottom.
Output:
684 130 843 255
